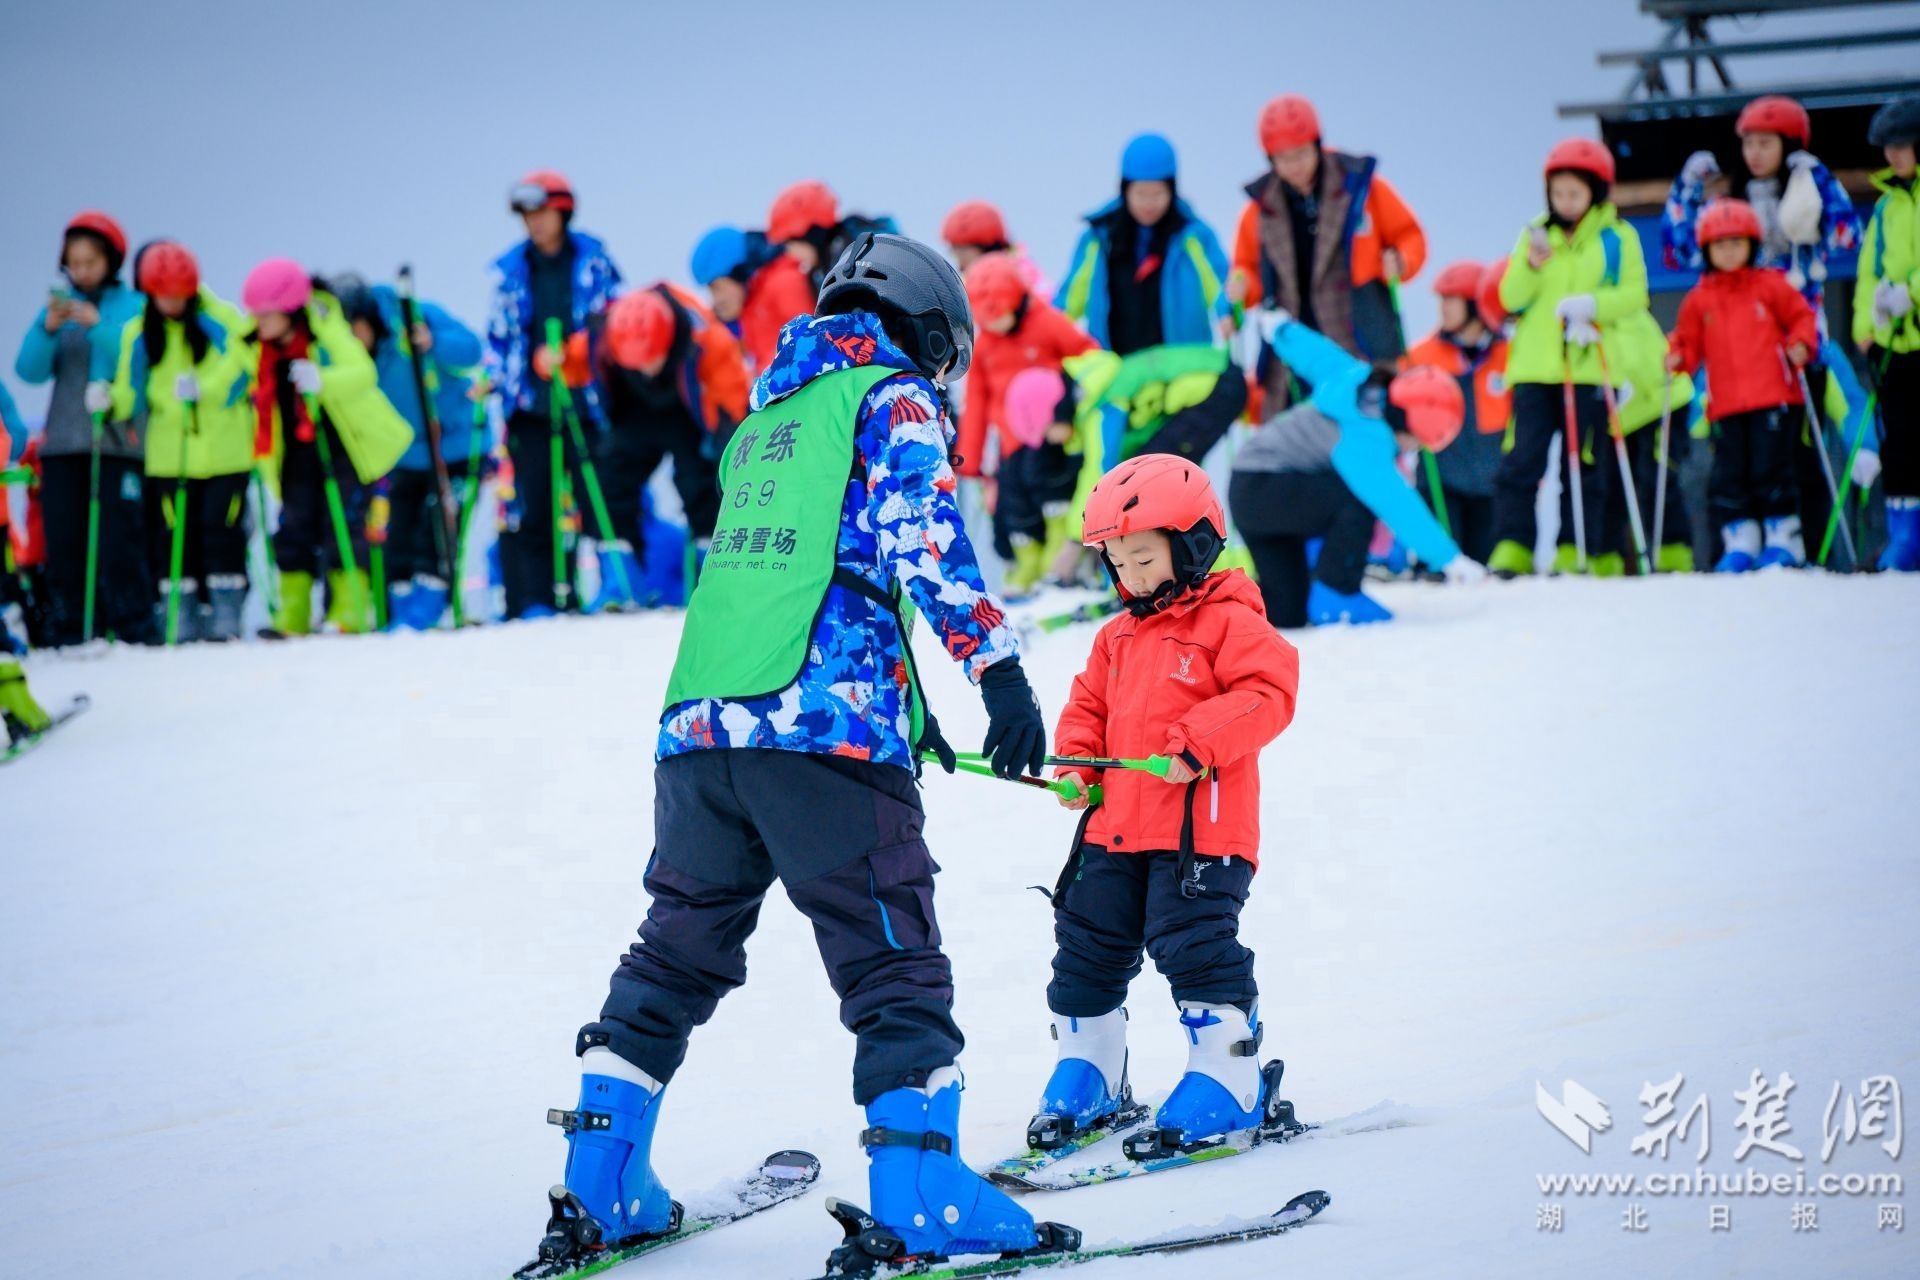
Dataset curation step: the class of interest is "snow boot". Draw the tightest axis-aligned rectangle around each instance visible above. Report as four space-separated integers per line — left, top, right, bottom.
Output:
587 542 642 613
206 575 246 641
536 1047 677 1264
1027 1008 1132 1149
1715 520 1760 573
1656 543 1695 574
1756 514 1805 569
272 570 314 635
829 1067 1072 1270
1307 579 1392 626
1878 497 1920 572
325 569 370 634
1488 539 1534 578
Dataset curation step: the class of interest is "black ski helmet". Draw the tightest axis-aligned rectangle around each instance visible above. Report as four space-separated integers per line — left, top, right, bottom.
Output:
815 232 974 382
1868 95 1920 149
323 272 389 343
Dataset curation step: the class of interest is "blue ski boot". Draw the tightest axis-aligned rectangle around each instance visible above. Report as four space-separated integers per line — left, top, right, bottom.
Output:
1307 579 1392 626
1125 1004 1294 1159
1715 519 1760 573
1027 1008 1133 1149
1755 515 1804 569
587 542 642 613
534 1048 678 1267
1879 497 1920 572
825 1068 1078 1273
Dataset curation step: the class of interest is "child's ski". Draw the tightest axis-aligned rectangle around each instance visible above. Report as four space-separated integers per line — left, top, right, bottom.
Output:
981 1102 1152 1190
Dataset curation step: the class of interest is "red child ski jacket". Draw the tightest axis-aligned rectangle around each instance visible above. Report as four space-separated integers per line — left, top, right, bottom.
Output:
1053 569 1298 865
1668 266 1819 420
956 299 1098 477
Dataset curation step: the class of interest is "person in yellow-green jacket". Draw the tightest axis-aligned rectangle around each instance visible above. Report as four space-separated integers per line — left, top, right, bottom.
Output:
1857 95 1920 571
1490 138 1649 577
111 241 257 641
1599 310 1697 573
239 258 412 635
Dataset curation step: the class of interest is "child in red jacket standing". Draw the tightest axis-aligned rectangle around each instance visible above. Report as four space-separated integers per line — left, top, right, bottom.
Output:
1032 454 1300 1157
1668 199 1820 570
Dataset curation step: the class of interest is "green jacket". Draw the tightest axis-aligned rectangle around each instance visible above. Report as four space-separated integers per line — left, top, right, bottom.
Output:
1061 344 1229 533
110 289 256 479
1854 171 1920 354
1499 204 1650 387
250 292 413 485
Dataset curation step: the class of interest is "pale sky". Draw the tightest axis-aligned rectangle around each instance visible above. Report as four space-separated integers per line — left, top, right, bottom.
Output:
2 0 1910 419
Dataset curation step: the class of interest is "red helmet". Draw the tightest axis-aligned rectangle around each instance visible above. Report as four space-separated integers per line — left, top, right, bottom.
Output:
1735 95 1810 148
510 170 575 215
767 180 838 244
965 253 1026 327
136 241 200 301
1697 197 1763 246
1083 454 1227 612
941 200 1009 249
1433 261 1483 300
606 289 677 370
1258 94 1321 155
1477 259 1509 330
1389 365 1466 452
65 210 128 262
1543 137 1615 185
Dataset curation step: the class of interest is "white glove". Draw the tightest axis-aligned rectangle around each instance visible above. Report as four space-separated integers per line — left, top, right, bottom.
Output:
1851 449 1883 491
1785 151 1816 173
173 372 199 403
1875 281 1914 325
1779 163 1824 246
289 359 323 395
1556 294 1597 326
1564 320 1601 347
1443 556 1488 586
83 380 112 415
1681 150 1721 185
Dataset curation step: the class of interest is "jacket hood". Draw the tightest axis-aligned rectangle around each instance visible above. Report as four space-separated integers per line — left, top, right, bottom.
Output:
749 310 920 412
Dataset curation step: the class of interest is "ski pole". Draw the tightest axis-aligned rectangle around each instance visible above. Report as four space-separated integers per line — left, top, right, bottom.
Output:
1421 449 1452 539
541 324 571 611
367 482 390 630
82 409 104 643
954 750 1200 779
545 319 635 607
304 394 365 631
1591 336 1652 577
1560 341 1589 574
395 266 463 572
452 393 490 627
1651 371 1675 565
250 464 279 611
1796 362 1857 570
164 396 197 646
1818 347 1892 567
920 751 1102 805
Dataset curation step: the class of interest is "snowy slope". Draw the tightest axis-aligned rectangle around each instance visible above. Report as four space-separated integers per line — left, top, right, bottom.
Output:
4 575 1918 1280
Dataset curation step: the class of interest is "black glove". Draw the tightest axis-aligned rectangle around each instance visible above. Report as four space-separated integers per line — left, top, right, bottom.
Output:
978 658 1047 780
918 711 956 775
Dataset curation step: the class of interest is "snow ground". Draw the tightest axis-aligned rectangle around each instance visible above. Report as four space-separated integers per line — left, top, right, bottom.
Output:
4 573 1918 1280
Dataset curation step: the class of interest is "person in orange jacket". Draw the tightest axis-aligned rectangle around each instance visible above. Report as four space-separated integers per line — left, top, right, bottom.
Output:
736 181 903 374
1401 260 1510 563
1030 454 1299 1158
1666 199 1821 571
1230 94 1426 413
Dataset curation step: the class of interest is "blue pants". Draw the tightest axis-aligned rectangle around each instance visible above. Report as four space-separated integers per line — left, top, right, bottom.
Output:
1047 845 1257 1019
580 749 963 1105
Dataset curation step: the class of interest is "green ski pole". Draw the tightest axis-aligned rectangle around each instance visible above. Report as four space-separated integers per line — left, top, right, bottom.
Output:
1421 449 1451 539
920 751 1103 805
304 394 365 631
368 484 390 631
82 409 104 643
164 397 197 646
541 325 570 612
951 750 1199 778
545 318 635 607
1818 348 1892 567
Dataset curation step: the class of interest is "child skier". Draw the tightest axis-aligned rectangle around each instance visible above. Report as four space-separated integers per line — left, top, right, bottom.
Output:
110 241 257 641
1035 452 1299 1157
1402 261 1509 564
1858 94 1920 570
1669 199 1821 571
688 225 776 349
997 367 1085 594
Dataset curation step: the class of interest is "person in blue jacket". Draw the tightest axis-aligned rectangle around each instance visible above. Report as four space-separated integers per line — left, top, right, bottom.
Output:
1229 312 1485 627
1056 133 1230 355
331 274 482 629
13 211 150 646
483 170 623 619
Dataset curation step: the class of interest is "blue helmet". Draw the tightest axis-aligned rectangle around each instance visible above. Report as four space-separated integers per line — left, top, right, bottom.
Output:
690 226 749 285
1120 133 1178 183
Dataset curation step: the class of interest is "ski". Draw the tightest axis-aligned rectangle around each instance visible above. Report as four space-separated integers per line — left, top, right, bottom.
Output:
1004 1114 1316 1193
808 1190 1330 1279
982 1103 1153 1191
2 693 91 765
510 1149 820 1279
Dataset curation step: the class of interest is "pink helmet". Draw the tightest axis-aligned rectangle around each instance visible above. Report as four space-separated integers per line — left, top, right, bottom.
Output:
243 257 312 315
1004 367 1066 450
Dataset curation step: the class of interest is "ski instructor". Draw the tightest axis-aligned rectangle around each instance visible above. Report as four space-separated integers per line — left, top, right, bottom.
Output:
527 233 1074 1275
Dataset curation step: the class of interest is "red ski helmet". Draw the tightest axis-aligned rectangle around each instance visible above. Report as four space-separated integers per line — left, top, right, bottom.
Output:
1476 258 1509 330
136 240 200 301
1083 454 1227 613
1258 94 1321 155
1433 261 1483 300
767 180 839 244
64 210 128 270
965 253 1027 327
1389 365 1466 451
1735 95 1811 148
606 289 676 370
1697 198 1763 246
509 170 575 215
1543 137 1615 185
941 200 1009 248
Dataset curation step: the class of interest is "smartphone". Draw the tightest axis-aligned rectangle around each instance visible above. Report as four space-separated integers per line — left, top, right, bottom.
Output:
47 278 74 307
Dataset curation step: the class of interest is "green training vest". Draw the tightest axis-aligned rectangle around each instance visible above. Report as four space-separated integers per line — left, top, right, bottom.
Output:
662 364 926 740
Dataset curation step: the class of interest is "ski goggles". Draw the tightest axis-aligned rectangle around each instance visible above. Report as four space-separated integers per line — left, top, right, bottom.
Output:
509 183 566 214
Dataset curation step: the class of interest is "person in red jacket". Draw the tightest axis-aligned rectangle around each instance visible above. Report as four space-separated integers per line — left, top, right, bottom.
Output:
960 252 1098 471
1667 199 1820 571
1025 454 1300 1157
